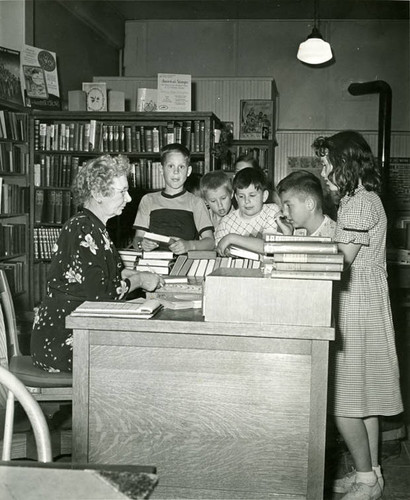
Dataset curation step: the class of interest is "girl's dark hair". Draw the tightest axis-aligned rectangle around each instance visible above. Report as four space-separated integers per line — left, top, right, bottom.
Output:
312 130 381 197
233 167 268 192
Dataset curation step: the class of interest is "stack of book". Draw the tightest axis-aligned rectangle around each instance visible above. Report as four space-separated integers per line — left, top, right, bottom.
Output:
118 249 142 270
263 234 343 280
136 249 175 275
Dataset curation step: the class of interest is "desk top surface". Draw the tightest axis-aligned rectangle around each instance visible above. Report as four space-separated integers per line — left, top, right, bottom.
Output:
67 307 335 341
0 464 158 500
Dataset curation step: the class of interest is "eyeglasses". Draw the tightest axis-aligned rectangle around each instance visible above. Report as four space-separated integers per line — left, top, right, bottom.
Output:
112 187 129 197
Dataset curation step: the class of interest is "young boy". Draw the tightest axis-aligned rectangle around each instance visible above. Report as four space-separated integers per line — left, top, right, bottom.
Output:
133 143 214 255
276 170 336 238
200 170 233 228
215 167 283 255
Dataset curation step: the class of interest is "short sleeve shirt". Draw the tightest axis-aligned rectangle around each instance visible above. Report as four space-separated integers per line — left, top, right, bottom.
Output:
134 190 214 240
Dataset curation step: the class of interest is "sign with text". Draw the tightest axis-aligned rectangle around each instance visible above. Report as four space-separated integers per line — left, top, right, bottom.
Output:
157 73 191 112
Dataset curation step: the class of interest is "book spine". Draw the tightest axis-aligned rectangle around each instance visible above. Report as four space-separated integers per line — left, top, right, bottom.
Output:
275 262 343 272
152 127 160 152
194 120 200 152
273 253 344 264
264 242 338 254
34 188 44 223
270 270 341 281
264 234 331 243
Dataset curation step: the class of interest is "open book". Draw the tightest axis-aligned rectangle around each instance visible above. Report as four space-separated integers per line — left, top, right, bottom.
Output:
71 299 163 319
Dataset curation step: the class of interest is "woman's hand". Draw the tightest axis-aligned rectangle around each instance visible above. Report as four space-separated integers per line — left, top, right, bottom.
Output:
137 271 165 291
123 270 164 292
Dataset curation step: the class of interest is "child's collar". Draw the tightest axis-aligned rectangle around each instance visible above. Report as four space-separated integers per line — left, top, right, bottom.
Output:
161 189 187 199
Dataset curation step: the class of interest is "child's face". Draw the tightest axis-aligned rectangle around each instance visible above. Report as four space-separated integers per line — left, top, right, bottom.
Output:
205 186 232 218
280 189 310 229
235 184 268 219
161 152 192 193
320 155 338 192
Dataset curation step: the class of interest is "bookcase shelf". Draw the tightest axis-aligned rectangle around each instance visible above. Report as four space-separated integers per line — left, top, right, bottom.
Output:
0 99 30 311
29 110 222 306
224 139 276 182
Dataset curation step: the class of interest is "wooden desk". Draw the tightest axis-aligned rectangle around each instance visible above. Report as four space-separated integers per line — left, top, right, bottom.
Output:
0 461 158 499
67 308 334 500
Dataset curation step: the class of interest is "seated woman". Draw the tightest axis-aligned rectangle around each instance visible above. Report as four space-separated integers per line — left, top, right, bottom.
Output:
30 154 164 373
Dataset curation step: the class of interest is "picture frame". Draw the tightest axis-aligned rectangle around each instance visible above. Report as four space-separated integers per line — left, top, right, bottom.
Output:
23 65 49 99
239 99 274 140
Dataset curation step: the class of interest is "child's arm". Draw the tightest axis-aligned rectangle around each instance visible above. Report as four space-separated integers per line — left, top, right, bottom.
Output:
217 234 264 256
337 242 361 268
169 229 215 255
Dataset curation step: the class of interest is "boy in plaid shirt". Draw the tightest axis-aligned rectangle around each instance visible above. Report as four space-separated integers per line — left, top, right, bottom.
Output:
215 167 284 255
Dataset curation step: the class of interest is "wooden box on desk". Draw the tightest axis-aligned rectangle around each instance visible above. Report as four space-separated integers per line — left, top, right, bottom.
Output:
203 268 333 326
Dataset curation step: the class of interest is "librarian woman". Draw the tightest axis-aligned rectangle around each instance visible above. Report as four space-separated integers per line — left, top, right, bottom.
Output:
30 154 164 373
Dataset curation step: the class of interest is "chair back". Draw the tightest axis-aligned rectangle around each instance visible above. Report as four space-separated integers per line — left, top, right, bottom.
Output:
0 365 52 462
0 307 8 406
0 270 21 359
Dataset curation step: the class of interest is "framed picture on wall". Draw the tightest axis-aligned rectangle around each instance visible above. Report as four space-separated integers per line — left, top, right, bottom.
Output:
239 99 273 140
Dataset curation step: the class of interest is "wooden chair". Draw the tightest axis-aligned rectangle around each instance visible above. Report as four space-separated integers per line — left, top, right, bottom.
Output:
0 270 72 457
0 365 52 462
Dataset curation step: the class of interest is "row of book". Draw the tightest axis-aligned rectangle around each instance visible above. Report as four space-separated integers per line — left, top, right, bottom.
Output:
34 189 73 225
34 155 80 188
0 110 28 142
0 143 28 174
34 120 207 154
231 146 270 170
0 222 26 258
128 161 165 190
0 260 25 295
34 227 60 260
0 179 29 215
33 261 51 305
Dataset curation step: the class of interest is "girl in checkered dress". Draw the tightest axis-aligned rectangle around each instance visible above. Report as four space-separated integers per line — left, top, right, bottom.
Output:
313 131 403 500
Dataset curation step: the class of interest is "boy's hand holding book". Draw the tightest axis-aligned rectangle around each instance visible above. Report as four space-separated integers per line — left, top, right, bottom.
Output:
169 237 190 255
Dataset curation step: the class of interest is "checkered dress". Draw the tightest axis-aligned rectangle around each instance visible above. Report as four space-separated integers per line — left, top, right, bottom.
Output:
329 186 403 417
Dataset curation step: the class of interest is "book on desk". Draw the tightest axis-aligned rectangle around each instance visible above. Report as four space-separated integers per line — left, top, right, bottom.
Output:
71 299 163 319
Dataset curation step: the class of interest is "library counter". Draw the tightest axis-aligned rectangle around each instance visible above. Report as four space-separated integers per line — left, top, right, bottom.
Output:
67 307 334 500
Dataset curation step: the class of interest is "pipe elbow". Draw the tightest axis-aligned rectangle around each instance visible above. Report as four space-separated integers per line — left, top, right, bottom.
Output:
348 80 392 98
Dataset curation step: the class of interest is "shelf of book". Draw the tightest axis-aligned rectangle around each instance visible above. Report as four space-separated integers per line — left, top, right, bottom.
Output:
0 98 30 311
29 110 222 305
224 139 276 182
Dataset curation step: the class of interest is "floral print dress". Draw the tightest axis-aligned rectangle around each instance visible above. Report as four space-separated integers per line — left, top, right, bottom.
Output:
30 209 129 373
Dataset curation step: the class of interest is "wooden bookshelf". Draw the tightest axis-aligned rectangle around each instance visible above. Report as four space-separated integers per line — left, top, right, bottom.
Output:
0 98 30 311
29 111 222 306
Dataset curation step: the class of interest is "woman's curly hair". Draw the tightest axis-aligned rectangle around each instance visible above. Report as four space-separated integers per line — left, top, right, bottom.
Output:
312 130 381 197
72 155 131 206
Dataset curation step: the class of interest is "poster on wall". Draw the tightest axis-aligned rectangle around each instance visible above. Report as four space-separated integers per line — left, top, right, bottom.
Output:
157 73 191 112
21 44 60 110
239 99 273 140
0 46 24 106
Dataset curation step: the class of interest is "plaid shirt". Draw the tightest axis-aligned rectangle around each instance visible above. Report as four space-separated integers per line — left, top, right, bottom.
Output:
215 203 281 244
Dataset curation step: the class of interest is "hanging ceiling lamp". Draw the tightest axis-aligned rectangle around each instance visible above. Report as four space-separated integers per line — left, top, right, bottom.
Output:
297 0 333 65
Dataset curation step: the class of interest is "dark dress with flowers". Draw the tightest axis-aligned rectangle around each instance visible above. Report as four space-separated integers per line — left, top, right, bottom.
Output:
30 209 129 373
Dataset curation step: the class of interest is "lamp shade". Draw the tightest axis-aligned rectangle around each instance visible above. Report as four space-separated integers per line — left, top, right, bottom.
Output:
297 27 333 65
